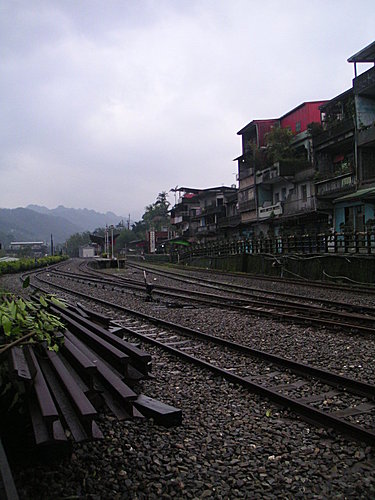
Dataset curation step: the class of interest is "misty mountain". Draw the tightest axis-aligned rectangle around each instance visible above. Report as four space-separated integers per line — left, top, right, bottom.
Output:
27 205 125 232
0 208 82 247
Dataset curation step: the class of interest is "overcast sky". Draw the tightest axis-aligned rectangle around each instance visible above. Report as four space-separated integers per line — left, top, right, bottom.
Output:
1 1 374 221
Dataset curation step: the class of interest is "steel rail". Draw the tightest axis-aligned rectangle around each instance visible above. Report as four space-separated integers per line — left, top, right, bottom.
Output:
117 325 375 445
54 264 375 328
44 267 375 336
169 261 375 295
125 261 375 316
29 271 375 397
26 269 375 443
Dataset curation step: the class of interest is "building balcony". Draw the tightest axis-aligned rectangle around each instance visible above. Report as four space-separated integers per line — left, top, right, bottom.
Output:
258 201 283 219
358 125 375 147
353 66 375 96
218 214 241 228
197 223 217 234
238 168 254 181
201 205 226 216
315 173 356 198
238 199 256 212
171 213 191 224
313 118 354 148
283 196 316 215
255 160 309 185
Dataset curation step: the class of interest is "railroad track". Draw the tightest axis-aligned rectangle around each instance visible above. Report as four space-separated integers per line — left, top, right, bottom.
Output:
24 263 375 444
156 259 375 295
45 262 375 336
124 261 375 313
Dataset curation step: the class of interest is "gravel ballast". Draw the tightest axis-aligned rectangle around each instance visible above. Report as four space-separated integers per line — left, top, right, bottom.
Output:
2 262 375 499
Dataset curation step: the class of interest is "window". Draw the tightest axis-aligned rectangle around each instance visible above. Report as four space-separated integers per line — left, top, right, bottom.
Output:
295 121 301 133
301 184 307 202
281 188 287 201
274 192 280 203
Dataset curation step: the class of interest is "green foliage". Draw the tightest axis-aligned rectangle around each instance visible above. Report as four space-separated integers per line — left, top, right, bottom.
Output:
0 294 66 353
265 127 295 164
0 255 68 276
65 231 91 257
142 191 170 231
114 229 135 252
307 121 323 137
131 220 147 239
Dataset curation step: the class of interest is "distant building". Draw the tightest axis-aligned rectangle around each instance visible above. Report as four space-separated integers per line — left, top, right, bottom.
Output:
170 186 238 243
9 241 47 257
79 245 97 258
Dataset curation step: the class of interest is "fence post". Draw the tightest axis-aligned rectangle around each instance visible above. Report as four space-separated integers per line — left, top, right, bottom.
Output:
354 232 359 254
366 230 371 254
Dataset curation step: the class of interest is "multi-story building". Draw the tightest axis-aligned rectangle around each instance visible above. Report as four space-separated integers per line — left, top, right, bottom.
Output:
236 102 328 236
235 120 276 233
170 188 200 241
170 186 238 243
314 41 375 232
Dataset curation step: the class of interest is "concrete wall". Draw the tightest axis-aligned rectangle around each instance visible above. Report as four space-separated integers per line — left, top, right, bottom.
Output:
186 253 375 284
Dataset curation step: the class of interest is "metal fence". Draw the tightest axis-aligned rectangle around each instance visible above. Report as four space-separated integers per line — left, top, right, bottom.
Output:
175 231 375 261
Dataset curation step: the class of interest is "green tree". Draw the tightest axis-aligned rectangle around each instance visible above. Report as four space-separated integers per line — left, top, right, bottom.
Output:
131 220 147 239
142 191 170 231
65 231 91 257
265 127 294 164
114 229 134 252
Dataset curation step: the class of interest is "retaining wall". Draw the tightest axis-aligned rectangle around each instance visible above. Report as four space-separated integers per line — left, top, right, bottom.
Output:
185 254 375 284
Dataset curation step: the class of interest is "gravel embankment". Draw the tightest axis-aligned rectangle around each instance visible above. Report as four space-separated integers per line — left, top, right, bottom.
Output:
2 263 375 499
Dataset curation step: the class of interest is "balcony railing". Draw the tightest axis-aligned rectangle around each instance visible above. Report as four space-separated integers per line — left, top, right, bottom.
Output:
358 125 375 147
258 202 283 219
201 205 226 216
283 196 316 215
256 160 309 184
353 66 375 95
218 215 241 228
238 168 254 181
238 199 256 212
313 118 354 148
315 174 356 197
197 224 218 234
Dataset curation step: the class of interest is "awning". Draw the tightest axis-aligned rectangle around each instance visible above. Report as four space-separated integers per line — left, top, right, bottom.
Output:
334 187 375 203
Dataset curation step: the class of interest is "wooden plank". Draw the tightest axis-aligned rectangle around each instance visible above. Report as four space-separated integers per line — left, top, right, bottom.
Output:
38 358 89 442
64 331 137 403
76 302 111 328
24 346 59 424
52 305 151 375
0 438 19 500
133 395 182 427
9 347 33 381
44 348 97 421
55 310 130 376
61 337 97 389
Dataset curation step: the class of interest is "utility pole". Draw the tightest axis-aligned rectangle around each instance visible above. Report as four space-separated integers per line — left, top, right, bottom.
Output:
111 225 114 260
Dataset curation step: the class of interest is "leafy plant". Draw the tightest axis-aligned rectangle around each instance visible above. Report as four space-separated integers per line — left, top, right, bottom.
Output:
0 294 66 355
